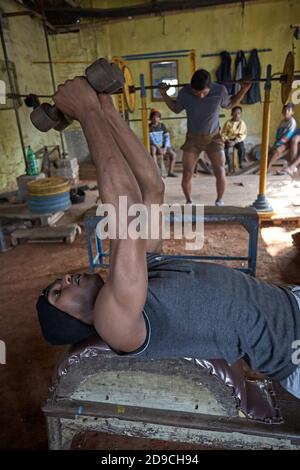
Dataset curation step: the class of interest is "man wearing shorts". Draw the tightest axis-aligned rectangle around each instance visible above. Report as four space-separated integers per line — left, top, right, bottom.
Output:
160 69 251 205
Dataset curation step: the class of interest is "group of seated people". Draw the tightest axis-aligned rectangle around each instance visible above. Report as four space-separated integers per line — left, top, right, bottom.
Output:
149 104 300 178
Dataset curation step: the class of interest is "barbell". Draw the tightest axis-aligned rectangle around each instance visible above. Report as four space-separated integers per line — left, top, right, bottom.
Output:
118 51 299 112
1 51 298 118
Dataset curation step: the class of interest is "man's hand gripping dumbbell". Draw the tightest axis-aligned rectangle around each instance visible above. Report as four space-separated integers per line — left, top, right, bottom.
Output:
30 58 125 132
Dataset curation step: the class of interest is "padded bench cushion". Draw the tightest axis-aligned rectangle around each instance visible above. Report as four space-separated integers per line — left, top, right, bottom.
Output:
52 335 282 424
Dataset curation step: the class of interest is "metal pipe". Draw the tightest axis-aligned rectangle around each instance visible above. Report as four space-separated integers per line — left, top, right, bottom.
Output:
129 114 225 122
124 54 189 61
32 60 91 64
44 1 245 21
6 93 52 98
201 48 272 57
122 49 191 59
129 75 292 93
189 49 196 79
43 20 66 157
259 81 271 196
140 74 150 151
252 64 273 214
0 17 27 170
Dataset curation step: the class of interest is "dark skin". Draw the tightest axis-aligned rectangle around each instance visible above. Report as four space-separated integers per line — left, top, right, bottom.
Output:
150 113 177 175
47 77 164 353
268 106 295 171
159 81 251 203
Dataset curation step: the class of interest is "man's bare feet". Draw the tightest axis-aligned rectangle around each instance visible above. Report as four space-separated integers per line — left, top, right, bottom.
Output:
276 166 297 177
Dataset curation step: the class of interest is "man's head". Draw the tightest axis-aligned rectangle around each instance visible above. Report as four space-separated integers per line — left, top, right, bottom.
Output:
232 106 242 121
190 69 211 98
282 103 295 120
37 273 104 345
149 108 161 124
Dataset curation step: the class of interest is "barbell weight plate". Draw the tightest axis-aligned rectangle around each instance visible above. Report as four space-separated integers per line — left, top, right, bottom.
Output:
27 177 70 196
27 192 71 214
30 103 62 132
281 51 295 105
112 58 127 113
122 65 135 113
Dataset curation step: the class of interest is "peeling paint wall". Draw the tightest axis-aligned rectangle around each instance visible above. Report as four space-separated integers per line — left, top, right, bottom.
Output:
0 0 60 192
104 0 300 148
54 0 300 149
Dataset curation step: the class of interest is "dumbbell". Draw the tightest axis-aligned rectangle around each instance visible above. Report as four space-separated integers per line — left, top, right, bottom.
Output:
30 58 125 133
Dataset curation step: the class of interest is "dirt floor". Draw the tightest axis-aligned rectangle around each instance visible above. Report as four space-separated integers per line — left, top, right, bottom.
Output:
1 180 300 450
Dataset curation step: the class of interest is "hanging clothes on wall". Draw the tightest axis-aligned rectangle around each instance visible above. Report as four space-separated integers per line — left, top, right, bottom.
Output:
233 50 248 97
216 51 233 94
245 49 261 104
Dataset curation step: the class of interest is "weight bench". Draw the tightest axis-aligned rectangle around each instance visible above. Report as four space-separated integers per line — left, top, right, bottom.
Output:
84 205 259 276
43 336 300 450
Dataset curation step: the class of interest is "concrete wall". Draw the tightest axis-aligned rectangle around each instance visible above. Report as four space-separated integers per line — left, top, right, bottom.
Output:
105 0 300 147
0 0 60 192
51 0 300 148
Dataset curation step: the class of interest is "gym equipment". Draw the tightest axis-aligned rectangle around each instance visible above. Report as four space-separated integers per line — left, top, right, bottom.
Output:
27 192 71 214
251 65 274 214
122 50 298 110
42 336 300 450
27 177 71 214
281 51 295 105
27 176 70 196
30 58 125 132
122 65 136 113
84 205 259 276
26 51 298 129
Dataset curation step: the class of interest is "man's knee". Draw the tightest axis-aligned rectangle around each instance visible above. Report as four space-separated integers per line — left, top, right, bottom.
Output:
151 178 165 202
213 163 226 177
182 166 194 181
269 147 279 160
209 152 226 176
169 150 176 162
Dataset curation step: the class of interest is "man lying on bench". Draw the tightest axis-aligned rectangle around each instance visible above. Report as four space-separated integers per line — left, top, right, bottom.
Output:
37 77 300 401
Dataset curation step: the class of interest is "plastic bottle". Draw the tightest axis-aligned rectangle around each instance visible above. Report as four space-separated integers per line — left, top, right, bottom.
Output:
26 146 39 176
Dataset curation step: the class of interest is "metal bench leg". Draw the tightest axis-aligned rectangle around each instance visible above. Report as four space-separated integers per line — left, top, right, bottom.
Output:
242 219 259 276
85 220 95 273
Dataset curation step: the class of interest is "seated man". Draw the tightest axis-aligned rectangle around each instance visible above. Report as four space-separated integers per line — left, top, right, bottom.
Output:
149 108 177 178
221 106 247 174
37 77 300 401
267 103 298 173
277 131 300 176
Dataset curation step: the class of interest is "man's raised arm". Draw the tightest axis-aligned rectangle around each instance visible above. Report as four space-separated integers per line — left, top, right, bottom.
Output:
53 78 148 353
159 83 179 113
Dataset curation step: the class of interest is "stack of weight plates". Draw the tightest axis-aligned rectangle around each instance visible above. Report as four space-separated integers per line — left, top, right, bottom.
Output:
27 177 71 214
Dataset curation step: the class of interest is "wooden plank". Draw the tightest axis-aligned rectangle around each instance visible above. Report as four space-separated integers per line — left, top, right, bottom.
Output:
0 205 64 225
11 224 78 245
43 399 300 449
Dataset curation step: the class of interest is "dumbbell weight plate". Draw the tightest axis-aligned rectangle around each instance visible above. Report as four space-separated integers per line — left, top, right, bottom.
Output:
53 115 73 131
30 103 63 132
86 58 118 93
103 62 125 94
